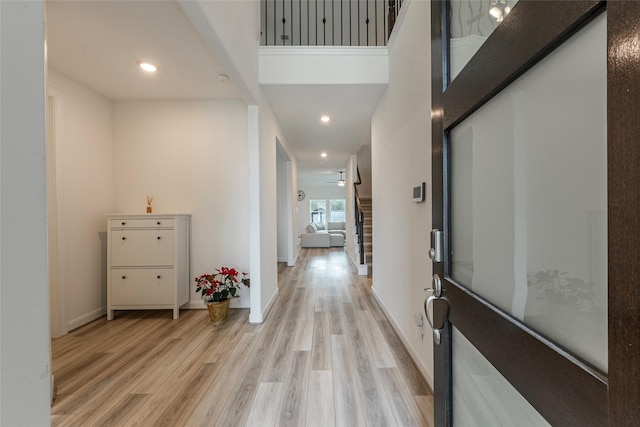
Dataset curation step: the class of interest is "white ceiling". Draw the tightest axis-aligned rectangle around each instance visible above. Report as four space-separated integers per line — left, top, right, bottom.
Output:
46 0 382 185
262 84 385 171
46 0 241 100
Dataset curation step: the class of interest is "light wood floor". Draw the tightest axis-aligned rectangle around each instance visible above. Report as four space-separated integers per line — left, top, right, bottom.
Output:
51 248 434 426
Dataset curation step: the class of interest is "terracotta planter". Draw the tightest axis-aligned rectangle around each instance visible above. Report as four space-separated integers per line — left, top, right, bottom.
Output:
205 299 230 322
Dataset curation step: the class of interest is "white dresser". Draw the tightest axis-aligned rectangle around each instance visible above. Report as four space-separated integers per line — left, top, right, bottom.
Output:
106 214 191 320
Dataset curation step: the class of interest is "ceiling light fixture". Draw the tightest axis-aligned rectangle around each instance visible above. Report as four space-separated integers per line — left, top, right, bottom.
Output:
489 0 511 23
321 152 327 158
139 62 157 72
320 115 331 123
337 171 346 187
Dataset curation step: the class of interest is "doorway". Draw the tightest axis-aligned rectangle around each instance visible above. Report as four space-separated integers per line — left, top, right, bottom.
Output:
276 138 297 267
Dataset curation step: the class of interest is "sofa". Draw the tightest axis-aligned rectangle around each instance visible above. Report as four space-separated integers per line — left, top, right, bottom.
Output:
300 222 346 248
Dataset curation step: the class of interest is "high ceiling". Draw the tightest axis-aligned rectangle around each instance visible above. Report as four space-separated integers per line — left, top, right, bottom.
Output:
46 0 381 185
46 0 241 100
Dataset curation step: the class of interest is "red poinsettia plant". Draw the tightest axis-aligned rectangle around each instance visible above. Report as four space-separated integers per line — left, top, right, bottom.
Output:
195 267 250 303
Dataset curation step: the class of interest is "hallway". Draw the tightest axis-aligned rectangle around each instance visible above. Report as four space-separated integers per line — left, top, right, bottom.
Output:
51 248 433 426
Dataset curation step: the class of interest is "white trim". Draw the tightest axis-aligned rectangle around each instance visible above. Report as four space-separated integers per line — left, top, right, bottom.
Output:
185 298 250 309
248 105 262 323
47 87 68 338
287 252 298 267
258 46 388 56
67 306 106 331
286 160 297 267
185 300 207 309
357 264 368 276
371 287 434 389
346 246 368 276
251 287 279 324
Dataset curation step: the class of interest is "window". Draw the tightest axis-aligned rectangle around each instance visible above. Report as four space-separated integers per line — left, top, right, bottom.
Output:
330 199 346 222
310 198 345 226
310 199 327 226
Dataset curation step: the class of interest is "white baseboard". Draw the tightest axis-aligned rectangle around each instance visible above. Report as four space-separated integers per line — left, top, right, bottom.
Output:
185 300 207 309
67 306 106 331
258 287 279 324
346 249 367 276
249 287 279 324
185 299 250 309
287 253 298 267
371 287 434 390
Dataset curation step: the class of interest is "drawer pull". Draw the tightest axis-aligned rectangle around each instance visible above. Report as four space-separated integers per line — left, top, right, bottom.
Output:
157 275 162 279
122 275 127 279
122 237 126 240
121 221 126 225
157 221 161 225
157 236 161 240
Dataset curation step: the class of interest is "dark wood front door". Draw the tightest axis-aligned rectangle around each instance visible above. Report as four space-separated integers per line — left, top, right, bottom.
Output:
430 1 640 425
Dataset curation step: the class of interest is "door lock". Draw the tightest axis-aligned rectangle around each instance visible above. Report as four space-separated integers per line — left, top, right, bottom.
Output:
428 229 443 263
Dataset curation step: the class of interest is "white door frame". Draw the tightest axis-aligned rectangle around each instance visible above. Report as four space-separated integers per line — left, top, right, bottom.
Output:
47 88 68 338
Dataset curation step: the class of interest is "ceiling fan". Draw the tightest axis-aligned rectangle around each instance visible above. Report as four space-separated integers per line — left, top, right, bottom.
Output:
326 171 346 187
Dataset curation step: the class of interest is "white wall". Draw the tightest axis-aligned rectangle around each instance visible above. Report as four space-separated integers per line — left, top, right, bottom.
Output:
48 69 115 329
371 0 434 386
296 184 347 235
182 0 299 323
258 47 388 85
0 1 51 423
251 99 296 322
179 0 261 103
112 100 251 308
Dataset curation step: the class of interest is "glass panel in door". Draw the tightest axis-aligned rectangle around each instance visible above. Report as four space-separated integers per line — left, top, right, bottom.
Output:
452 327 549 426
449 13 607 371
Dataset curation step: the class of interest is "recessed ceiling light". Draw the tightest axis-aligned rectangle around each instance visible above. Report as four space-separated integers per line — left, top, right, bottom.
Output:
321 152 327 158
139 62 157 72
320 115 331 123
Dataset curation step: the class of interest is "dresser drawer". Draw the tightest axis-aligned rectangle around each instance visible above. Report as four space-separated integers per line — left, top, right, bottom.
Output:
110 230 174 266
110 218 174 229
110 269 174 305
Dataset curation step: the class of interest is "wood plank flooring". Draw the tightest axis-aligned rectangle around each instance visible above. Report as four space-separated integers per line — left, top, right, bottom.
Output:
51 248 434 426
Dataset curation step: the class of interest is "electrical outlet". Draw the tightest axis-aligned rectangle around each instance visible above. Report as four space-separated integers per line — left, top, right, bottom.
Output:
415 314 425 341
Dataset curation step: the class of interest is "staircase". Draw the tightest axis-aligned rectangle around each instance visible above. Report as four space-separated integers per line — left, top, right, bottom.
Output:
360 198 373 276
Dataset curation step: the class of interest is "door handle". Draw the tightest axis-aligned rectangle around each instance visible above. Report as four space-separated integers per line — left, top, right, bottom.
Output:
424 274 450 345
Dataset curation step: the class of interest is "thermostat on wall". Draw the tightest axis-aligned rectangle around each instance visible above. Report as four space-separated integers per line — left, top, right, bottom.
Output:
413 182 426 203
